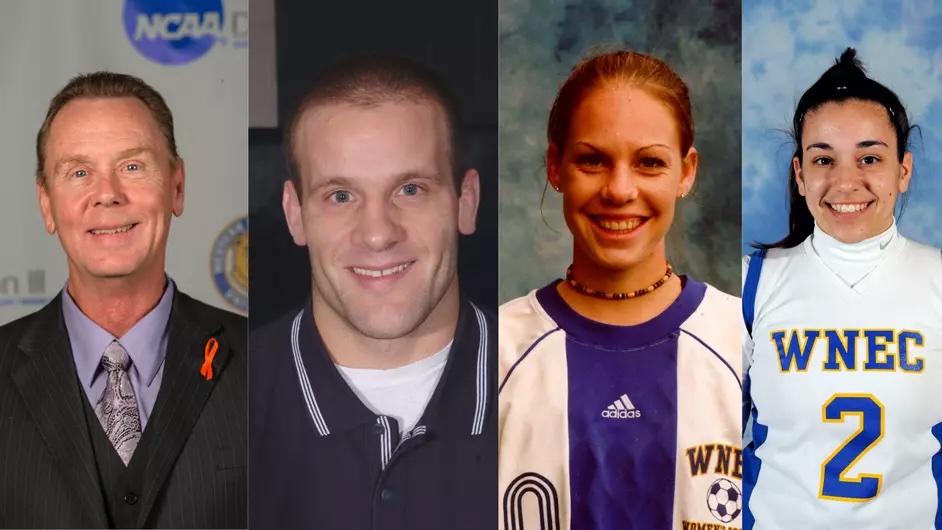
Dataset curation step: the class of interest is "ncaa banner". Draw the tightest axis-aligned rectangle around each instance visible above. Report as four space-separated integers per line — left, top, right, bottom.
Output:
0 0 248 324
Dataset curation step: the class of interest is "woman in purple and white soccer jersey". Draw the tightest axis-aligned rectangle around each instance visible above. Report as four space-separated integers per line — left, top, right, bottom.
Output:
498 50 743 530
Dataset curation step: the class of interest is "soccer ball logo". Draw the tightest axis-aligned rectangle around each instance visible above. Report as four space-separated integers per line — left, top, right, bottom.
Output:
706 478 742 523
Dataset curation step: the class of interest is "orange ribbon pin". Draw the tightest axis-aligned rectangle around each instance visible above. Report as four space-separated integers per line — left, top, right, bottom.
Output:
201 337 219 380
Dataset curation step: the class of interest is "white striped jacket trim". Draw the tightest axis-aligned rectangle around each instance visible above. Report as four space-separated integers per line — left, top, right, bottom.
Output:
470 303 489 436
396 425 428 452
378 417 393 469
290 310 330 436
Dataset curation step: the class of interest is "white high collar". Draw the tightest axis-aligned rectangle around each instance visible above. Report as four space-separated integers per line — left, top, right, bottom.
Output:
810 220 897 286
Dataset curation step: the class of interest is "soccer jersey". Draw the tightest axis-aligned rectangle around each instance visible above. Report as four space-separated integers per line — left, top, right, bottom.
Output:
742 228 942 530
499 278 742 529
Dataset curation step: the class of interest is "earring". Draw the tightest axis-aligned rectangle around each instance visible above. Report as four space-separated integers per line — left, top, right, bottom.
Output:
553 185 561 192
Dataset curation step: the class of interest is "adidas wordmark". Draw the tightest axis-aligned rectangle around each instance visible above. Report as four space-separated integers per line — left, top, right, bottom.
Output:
601 394 641 419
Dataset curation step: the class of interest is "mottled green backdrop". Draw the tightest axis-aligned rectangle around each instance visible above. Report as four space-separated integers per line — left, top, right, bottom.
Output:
499 0 742 303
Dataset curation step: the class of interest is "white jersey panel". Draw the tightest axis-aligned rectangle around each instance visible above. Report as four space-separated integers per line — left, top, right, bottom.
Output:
498 293 571 529
746 236 942 530
675 287 745 528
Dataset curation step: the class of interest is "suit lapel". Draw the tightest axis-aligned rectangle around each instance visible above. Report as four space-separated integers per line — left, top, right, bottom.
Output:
10 295 109 528
134 292 231 527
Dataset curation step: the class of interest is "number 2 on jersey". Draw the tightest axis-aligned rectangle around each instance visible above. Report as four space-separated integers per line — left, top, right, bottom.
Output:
819 394 884 501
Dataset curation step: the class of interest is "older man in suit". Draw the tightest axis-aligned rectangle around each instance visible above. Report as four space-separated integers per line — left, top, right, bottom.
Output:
0 72 246 529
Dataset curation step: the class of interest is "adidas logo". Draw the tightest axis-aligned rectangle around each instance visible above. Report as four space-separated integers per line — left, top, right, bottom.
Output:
601 394 642 419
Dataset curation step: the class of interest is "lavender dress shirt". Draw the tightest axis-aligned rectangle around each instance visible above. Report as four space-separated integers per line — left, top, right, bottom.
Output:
62 280 174 430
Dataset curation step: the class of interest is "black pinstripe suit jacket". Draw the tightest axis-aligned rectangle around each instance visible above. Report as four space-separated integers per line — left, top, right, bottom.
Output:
0 290 247 529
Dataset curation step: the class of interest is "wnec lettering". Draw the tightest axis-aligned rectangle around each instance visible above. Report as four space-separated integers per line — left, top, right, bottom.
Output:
770 329 925 373
686 444 742 479
682 521 741 530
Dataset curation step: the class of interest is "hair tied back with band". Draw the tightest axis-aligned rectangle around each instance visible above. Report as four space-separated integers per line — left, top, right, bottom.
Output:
833 48 867 77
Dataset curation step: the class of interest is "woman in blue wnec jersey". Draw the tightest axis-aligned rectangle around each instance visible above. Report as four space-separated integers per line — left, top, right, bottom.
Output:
743 48 942 530
498 50 743 530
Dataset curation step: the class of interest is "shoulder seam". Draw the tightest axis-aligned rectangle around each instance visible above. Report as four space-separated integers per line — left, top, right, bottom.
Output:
498 327 560 395
679 328 742 391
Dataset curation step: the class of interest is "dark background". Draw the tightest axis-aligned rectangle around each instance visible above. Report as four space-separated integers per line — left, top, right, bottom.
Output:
249 0 498 328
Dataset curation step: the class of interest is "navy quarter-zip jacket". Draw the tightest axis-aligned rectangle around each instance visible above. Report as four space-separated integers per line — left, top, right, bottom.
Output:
250 297 497 529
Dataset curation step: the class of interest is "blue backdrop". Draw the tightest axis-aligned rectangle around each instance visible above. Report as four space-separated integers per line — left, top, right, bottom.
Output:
742 0 942 253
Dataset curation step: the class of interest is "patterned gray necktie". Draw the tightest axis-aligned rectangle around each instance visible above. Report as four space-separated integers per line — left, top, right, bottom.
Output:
94 341 142 466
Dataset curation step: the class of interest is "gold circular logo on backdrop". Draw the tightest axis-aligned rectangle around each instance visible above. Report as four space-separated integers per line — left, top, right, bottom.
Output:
211 215 248 312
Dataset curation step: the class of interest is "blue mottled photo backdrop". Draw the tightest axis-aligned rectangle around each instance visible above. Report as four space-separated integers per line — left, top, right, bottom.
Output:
499 0 742 302
743 0 942 253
